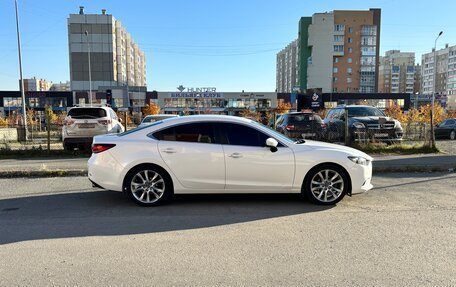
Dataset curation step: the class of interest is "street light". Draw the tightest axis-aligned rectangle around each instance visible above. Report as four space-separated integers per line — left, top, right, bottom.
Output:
84 30 92 106
430 31 443 148
15 0 27 141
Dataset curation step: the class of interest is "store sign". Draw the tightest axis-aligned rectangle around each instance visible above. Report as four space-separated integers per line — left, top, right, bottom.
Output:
170 92 223 98
176 85 217 93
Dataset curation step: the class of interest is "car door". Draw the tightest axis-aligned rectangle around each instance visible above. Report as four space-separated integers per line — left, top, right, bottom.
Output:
154 122 225 190
217 122 295 192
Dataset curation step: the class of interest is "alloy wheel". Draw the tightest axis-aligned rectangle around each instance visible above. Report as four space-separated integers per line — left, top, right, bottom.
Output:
310 169 344 203
130 170 165 204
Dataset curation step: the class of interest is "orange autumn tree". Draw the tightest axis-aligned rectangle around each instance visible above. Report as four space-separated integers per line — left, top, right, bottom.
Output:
276 101 291 114
142 103 161 116
384 103 406 123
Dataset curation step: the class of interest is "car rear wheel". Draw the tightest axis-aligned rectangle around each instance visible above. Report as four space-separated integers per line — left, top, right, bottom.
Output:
450 130 455 140
303 164 349 205
125 166 172 206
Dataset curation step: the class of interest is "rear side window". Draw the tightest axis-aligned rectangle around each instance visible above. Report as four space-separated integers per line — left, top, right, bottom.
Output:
153 123 216 144
68 108 107 118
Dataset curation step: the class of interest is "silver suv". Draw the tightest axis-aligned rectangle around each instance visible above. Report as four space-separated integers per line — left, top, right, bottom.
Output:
62 106 124 150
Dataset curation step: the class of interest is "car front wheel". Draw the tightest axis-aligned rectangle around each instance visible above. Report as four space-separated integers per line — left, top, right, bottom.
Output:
303 164 349 205
125 166 172 206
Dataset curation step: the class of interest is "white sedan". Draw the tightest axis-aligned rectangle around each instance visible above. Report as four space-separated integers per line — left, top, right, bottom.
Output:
88 115 373 206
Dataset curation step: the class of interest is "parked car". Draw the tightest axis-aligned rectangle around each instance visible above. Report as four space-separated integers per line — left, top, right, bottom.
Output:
88 115 373 206
323 105 403 144
138 114 179 128
434 118 456 140
275 112 325 140
62 106 124 150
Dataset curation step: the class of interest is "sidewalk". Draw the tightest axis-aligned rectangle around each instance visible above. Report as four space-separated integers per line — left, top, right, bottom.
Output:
0 153 455 178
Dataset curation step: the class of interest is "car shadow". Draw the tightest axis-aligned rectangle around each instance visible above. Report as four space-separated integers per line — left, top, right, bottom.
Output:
0 191 332 245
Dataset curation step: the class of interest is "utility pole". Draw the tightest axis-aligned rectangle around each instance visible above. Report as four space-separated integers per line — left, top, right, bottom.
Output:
430 31 443 148
15 0 27 141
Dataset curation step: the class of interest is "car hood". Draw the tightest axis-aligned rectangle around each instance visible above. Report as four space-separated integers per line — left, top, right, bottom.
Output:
291 140 373 161
350 116 394 123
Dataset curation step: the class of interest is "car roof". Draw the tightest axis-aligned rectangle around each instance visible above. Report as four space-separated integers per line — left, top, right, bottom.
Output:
154 115 254 125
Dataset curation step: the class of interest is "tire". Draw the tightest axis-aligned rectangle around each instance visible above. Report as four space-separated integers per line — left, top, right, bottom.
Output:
125 165 173 207
450 130 456 140
303 164 350 205
63 143 74 151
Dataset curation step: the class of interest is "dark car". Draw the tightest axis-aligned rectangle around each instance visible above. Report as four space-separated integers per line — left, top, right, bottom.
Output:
275 112 325 140
434 118 456 140
323 105 403 144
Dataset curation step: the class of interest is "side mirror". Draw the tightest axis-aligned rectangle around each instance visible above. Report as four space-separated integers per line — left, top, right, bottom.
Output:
265 138 278 153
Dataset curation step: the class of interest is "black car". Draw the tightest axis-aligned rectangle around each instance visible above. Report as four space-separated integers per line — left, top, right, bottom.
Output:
323 105 403 144
434 118 456 140
275 112 325 140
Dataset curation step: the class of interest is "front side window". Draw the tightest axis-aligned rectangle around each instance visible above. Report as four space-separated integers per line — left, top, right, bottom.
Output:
153 123 216 143
218 123 270 147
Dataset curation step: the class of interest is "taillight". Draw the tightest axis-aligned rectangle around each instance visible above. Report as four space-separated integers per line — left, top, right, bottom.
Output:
64 120 75 125
285 124 295 131
98 119 112 125
92 144 116 153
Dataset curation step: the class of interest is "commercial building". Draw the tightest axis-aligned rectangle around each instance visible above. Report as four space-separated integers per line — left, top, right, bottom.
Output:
50 81 71 91
293 9 381 94
20 77 53 92
276 39 299 93
378 50 415 94
67 7 146 92
421 43 456 109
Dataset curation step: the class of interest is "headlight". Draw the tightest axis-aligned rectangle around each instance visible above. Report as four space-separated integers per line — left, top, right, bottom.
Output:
348 156 370 166
394 120 402 129
352 122 365 129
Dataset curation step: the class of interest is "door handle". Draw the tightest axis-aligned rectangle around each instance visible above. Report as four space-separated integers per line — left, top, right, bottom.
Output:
228 153 243 158
161 148 177 154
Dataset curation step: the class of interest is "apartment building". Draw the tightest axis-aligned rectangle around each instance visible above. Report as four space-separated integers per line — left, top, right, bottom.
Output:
20 77 53 92
68 7 146 92
378 50 415 94
276 39 299 93
294 8 381 93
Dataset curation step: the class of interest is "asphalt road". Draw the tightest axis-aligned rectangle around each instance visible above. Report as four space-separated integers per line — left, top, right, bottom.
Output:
0 173 455 286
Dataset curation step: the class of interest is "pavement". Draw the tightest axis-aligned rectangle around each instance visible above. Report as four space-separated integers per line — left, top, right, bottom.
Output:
0 152 455 177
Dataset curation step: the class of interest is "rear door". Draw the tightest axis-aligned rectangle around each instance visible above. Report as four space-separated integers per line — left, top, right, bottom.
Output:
154 122 225 190
216 122 295 192
66 108 108 136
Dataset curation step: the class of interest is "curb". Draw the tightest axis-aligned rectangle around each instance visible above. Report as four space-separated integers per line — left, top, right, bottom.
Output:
0 170 87 178
373 166 456 173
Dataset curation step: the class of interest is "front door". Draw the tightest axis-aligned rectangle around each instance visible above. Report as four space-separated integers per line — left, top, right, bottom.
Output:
217 122 295 192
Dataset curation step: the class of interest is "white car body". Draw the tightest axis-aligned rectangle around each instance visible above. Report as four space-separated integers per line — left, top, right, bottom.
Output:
88 115 373 205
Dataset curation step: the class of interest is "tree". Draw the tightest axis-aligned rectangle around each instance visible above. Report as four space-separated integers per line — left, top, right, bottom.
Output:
0 117 8 127
276 101 291 114
239 109 262 122
384 103 406 123
26 108 37 131
142 103 161 116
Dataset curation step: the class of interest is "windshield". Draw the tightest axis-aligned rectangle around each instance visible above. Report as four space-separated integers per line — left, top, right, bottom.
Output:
68 108 107 119
348 107 385 117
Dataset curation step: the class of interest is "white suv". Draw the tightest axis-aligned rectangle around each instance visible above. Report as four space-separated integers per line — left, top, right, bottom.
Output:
62 106 124 150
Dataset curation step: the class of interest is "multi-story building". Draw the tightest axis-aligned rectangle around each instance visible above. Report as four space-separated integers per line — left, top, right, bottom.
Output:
68 7 146 92
20 77 53 92
50 81 71 91
378 50 415 94
414 64 421 94
276 39 299 93
295 8 381 94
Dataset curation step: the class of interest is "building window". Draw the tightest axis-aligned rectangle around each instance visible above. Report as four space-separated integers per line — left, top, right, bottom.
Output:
334 57 339 63
333 67 338 73
334 24 345 32
348 27 353 33
347 67 352 74
334 45 344 52
348 37 353 43
347 77 352 83
348 58 353 63
333 77 338 83
334 35 344 42
348 47 353 53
